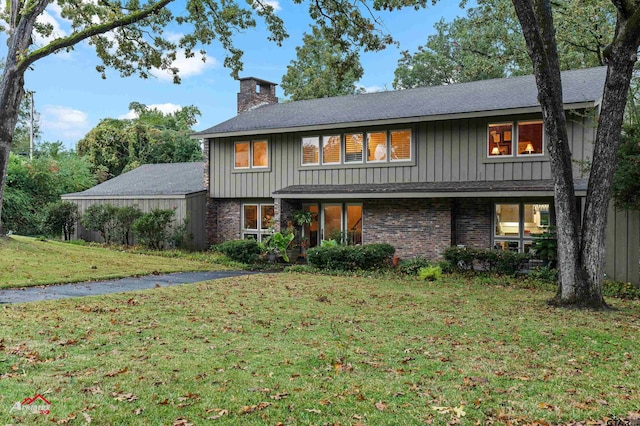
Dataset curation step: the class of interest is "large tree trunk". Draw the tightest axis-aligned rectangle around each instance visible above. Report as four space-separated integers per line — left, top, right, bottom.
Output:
580 15 640 306
512 0 640 309
0 56 27 236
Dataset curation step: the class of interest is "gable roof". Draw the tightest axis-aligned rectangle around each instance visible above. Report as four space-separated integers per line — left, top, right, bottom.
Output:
195 67 606 139
62 162 205 198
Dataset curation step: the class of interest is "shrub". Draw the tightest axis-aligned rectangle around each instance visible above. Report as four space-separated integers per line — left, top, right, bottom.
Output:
132 208 175 250
306 243 395 271
418 265 442 281
81 204 119 243
212 239 261 264
397 256 433 275
443 246 476 271
603 281 640 300
40 201 79 240
114 205 142 245
442 246 530 275
531 228 558 268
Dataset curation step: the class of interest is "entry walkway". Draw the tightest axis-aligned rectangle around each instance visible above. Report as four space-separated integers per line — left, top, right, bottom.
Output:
0 270 256 304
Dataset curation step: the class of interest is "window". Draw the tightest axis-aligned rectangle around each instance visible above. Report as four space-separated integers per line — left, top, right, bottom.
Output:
242 203 275 241
488 120 544 158
302 202 363 247
301 129 412 166
517 121 543 155
494 202 551 252
367 132 387 162
345 133 364 163
235 140 268 169
302 137 319 165
390 130 411 161
323 135 341 164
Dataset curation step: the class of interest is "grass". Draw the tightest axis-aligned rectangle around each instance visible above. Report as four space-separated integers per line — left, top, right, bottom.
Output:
1 272 639 425
0 235 226 289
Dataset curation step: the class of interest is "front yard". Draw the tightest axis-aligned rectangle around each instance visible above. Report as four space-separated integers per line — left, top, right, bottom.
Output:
1 271 638 424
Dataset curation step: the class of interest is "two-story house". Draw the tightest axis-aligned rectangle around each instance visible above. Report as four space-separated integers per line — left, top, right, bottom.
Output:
196 67 606 261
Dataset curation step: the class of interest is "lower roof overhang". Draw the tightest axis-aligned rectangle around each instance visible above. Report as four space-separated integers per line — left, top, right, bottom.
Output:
272 180 588 199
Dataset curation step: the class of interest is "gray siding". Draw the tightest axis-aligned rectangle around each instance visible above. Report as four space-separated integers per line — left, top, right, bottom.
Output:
62 192 207 250
209 112 595 198
605 204 640 285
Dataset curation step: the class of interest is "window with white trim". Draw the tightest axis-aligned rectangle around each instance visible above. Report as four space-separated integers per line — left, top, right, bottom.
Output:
235 140 269 169
242 203 275 241
488 120 544 158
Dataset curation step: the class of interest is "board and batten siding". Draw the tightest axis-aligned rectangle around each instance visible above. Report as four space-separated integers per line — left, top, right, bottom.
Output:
62 192 207 250
605 204 640 285
208 112 595 198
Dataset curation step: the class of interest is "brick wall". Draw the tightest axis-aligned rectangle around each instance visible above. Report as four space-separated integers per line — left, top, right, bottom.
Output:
237 78 278 113
453 198 492 249
277 199 301 229
215 199 242 243
363 198 452 259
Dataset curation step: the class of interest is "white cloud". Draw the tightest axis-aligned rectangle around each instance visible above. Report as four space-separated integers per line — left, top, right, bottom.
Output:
262 0 282 11
362 85 386 93
151 50 217 82
33 4 69 46
41 105 90 141
118 103 183 119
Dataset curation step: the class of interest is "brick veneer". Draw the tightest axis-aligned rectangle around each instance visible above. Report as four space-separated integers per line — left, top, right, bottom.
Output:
215 199 242 243
453 198 492 249
363 198 452 259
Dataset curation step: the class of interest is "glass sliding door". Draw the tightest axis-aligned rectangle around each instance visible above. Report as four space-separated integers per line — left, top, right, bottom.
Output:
346 204 363 245
322 204 343 242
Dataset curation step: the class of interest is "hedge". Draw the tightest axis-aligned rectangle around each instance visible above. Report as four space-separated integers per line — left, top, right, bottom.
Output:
306 243 395 271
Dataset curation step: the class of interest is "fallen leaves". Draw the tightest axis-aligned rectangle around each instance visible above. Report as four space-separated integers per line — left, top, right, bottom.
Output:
111 391 137 402
241 402 271 414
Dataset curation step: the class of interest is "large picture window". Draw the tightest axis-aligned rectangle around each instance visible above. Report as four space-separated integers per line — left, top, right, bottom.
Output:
488 120 544 158
301 202 362 247
242 203 275 241
494 202 551 252
235 140 269 169
301 129 412 166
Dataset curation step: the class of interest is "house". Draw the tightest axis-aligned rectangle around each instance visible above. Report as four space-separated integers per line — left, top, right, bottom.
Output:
195 69 639 284
62 162 208 250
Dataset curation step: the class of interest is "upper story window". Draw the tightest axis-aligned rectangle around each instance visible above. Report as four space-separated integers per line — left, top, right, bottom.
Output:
235 140 268 169
488 120 544 158
301 129 412 166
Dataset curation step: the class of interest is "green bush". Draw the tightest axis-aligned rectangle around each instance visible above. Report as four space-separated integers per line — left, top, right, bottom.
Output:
212 239 261 264
397 256 433 275
41 201 79 240
132 209 175 250
114 205 143 245
418 265 442 281
81 204 119 243
443 246 530 275
603 280 640 300
306 243 395 271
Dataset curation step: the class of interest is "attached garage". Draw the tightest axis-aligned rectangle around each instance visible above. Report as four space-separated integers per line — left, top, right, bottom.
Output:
62 162 208 250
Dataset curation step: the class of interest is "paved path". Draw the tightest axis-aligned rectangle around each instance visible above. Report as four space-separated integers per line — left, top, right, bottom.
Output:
0 270 256 304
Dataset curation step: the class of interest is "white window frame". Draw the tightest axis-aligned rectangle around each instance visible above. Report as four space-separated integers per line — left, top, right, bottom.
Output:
301 136 320 166
242 203 275 242
493 201 552 253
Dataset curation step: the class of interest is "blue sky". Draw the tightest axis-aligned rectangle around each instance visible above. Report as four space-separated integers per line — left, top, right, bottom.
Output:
9 1 466 150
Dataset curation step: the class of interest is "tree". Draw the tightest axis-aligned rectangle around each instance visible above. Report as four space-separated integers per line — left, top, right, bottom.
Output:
394 0 615 89
77 103 203 180
281 25 364 100
612 126 640 211
41 200 78 240
509 0 640 308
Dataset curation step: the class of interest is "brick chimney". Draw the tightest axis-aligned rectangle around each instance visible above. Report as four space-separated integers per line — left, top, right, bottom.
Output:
237 77 278 113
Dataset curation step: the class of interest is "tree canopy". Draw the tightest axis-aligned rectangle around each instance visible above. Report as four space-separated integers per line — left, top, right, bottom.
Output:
393 0 615 89
77 103 203 181
281 25 365 101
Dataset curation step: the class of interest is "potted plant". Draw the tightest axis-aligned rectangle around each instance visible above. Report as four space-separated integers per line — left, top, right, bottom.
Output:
261 231 295 262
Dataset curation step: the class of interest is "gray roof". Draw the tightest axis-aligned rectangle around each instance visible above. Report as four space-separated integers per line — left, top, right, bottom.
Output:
62 162 205 197
273 179 589 198
196 67 606 138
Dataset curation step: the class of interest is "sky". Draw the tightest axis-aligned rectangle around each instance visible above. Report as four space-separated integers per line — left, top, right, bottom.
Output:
5 0 467 150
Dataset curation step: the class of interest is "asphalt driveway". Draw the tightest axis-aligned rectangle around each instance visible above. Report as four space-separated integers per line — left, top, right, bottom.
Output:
0 270 257 304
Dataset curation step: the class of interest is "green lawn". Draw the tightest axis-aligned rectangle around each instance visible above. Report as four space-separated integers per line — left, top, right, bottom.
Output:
0 235 224 288
1 272 638 425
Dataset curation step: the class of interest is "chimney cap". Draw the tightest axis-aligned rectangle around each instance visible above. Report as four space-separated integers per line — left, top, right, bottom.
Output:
239 76 278 86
